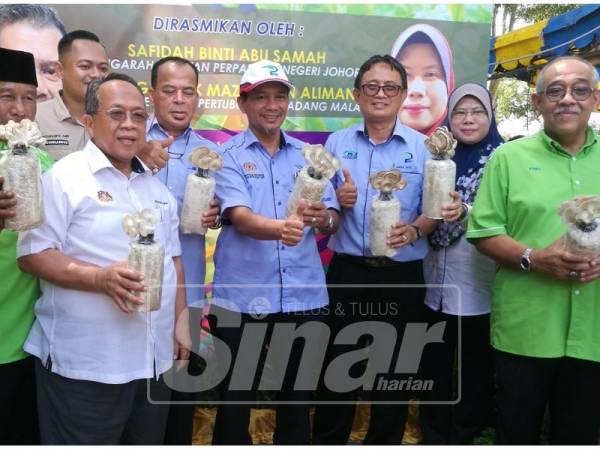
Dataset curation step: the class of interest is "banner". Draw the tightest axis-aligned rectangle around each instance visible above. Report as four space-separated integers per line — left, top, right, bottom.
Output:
50 4 492 142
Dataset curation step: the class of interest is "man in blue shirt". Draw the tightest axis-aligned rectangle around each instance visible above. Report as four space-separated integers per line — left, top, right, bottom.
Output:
312 54 438 444
146 56 220 445
210 60 340 444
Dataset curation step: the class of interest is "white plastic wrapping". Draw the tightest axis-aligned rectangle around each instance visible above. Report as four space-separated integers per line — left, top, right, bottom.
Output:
286 167 329 217
285 144 339 217
370 196 400 257
122 209 165 312
180 173 215 235
3 148 43 231
127 240 165 312
423 159 456 219
558 195 600 257
565 227 600 257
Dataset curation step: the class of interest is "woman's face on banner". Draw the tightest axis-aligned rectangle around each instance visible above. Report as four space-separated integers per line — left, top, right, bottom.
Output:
398 42 448 132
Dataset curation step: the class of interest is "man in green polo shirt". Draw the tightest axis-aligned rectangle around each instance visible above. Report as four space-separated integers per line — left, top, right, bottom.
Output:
467 55 600 444
0 47 53 444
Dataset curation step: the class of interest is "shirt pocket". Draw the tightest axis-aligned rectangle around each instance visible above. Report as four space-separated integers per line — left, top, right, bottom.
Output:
397 172 423 217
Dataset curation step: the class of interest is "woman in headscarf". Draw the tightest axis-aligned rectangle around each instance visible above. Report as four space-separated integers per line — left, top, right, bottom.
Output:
419 83 504 444
391 23 454 136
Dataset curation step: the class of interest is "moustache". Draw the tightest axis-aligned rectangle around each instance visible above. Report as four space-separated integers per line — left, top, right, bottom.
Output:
553 106 579 114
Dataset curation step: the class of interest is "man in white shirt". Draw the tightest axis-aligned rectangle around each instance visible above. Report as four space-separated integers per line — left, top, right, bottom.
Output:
17 73 189 444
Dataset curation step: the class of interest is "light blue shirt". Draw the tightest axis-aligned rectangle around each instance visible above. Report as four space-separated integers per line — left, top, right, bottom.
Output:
212 129 338 314
147 116 217 307
327 120 430 261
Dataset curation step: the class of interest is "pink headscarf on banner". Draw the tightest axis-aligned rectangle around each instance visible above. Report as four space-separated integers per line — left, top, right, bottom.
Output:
391 23 455 136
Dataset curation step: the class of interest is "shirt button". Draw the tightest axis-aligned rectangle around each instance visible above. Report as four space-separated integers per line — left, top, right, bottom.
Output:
281 246 285 250
575 180 581 185
282 268 287 273
275 180 279 184
572 157 577 161
574 289 580 295
278 201 282 206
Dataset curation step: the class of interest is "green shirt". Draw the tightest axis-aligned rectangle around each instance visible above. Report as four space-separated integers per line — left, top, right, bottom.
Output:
467 127 600 362
0 144 53 363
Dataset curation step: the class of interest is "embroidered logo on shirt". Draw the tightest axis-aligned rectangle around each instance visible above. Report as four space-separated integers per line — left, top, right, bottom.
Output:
97 190 113 202
342 149 358 159
528 167 542 172
400 152 414 163
243 161 264 179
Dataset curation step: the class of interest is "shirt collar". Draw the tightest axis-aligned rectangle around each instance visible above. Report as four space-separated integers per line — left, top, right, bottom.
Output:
540 126 598 158
147 114 193 139
53 91 77 123
85 139 147 175
243 128 289 151
356 119 408 144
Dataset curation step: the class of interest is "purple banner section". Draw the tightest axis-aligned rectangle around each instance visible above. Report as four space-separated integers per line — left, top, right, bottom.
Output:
197 130 332 146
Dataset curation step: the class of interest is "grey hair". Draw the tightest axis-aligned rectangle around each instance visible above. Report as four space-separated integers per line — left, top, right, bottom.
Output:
535 55 599 94
85 73 143 115
0 4 66 35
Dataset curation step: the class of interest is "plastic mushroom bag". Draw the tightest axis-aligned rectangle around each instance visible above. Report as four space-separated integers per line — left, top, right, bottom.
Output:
558 195 600 257
369 169 407 257
423 126 457 219
286 144 340 217
122 209 165 312
0 119 45 231
180 147 223 235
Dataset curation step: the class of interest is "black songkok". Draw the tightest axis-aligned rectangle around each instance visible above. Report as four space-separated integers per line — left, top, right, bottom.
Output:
0 47 38 87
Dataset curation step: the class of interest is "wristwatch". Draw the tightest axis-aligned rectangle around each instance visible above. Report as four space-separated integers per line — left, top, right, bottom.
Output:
319 211 335 233
409 224 422 239
520 247 534 272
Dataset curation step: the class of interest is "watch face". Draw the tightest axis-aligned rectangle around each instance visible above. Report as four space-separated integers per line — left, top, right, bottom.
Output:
520 250 531 271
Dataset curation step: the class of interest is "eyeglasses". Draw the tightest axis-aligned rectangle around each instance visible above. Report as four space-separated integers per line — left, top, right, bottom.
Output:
452 108 488 121
543 85 595 102
96 108 149 124
360 83 404 98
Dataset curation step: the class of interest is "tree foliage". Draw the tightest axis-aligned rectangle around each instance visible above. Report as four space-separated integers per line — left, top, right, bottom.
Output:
514 4 578 24
491 4 580 132
493 78 539 128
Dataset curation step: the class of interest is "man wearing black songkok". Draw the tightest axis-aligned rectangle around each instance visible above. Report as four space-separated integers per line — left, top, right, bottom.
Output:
0 46 53 444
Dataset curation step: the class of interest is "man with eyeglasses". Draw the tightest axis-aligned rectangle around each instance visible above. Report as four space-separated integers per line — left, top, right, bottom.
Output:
0 4 65 102
313 54 437 444
17 73 189 444
468 55 600 444
36 30 109 161
146 56 219 445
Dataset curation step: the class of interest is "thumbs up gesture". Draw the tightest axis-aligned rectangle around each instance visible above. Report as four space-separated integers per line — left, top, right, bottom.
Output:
139 135 174 174
336 167 357 208
281 199 306 246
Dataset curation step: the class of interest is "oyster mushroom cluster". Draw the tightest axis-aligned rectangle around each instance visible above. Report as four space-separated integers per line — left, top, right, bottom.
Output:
0 119 45 149
122 209 157 239
369 169 407 194
189 147 223 171
558 195 600 233
425 126 457 160
303 144 340 179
